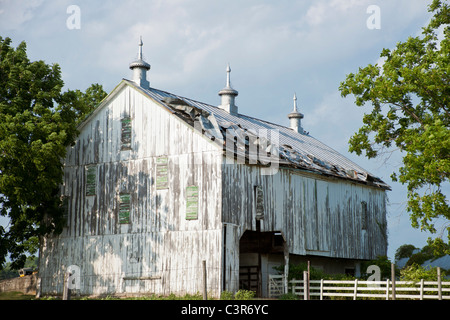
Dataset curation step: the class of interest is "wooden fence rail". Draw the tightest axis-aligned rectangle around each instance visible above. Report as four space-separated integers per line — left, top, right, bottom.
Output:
269 275 450 300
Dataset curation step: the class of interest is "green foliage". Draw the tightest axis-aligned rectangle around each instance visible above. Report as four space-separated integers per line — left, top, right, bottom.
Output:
273 262 328 281
41 291 254 300
234 289 256 300
165 292 204 300
395 244 418 261
0 262 16 280
220 290 235 300
406 250 434 267
400 263 447 282
0 291 36 300
339 0 450 244
395 240 450 269
274 262 355 281
219 290 255 300
404 239 450 267
0 256 37 279
361 255 395 279
279 292 299 300
0 36 106 270
427 237 450 256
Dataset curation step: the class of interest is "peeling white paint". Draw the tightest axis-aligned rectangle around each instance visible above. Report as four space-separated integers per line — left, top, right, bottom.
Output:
39 80 388 298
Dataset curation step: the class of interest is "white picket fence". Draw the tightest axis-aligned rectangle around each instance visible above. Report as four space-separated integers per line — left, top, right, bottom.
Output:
269 275 450 300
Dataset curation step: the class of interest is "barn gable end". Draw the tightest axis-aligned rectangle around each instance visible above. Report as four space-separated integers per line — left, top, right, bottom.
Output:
39 81 224 297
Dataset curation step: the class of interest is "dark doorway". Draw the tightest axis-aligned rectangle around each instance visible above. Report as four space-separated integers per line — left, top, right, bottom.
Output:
239 230 285 297
239 266 259 293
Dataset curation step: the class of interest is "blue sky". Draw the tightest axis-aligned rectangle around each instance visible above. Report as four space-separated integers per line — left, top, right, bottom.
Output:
0 0 447 261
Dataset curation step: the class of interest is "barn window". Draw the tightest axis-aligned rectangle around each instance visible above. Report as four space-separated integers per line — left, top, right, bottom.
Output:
186 186 198 220
361 201 368 230
345 267 355 276
121 117 132 150
156 157 169 190
86 165 97 196
254 185 264 220
273 232 284 247
119 193 131 224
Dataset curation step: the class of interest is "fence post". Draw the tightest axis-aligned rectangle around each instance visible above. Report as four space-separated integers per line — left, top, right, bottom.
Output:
437 267 442 300
353 279 358 300
303 271 309 300
419 279 424 300
385 279 390 300
35 275 41 299
307 261 310 300
63 271 71 300
202 260 207 300
284 245 289 295
391 263 396 300
283 273 288 295
320 279 324 300
291 279 295 295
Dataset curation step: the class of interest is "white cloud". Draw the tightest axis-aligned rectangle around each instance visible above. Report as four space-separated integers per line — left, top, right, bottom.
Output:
306 3 327 26
306 0 368 27
1 0 441 259
303 90 367 150
0 0 44 30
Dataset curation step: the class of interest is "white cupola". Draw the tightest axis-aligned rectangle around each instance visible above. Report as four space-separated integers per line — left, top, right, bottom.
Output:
129 36 151 89
218 64 238 115
288 93 304 134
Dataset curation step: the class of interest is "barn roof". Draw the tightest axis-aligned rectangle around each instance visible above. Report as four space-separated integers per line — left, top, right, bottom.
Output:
123 79 390 190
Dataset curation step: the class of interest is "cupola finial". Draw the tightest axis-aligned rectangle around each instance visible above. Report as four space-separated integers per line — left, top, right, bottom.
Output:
138 36 143 60
293 92 298 112
288 93 304 134
218 64 238 115
129 36 151 89
226 63 231 87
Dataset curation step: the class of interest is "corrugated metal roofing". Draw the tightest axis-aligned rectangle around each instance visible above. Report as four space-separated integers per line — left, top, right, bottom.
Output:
126 79 390 189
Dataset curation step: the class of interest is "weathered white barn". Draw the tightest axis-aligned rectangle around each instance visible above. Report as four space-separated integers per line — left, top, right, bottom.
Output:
38 40 389 298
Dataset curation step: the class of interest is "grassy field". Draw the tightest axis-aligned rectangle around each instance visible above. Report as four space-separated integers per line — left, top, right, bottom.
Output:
0 289 257 300
0 291 36 300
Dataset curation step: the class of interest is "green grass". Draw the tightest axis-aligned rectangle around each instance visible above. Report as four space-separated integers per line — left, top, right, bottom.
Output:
0 290 257 300
0 291 36 300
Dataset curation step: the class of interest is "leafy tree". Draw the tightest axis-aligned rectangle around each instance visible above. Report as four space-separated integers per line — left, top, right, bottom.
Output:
427 236 450 256
0 262 17 280
406 245 435 267
339 0 450 248
0 36 106 269
400 263 447 282
395 244 418 262
405 238 450 266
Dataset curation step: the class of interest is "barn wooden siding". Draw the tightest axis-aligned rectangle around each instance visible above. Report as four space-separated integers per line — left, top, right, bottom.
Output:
39 84 224 297
39 81 388 297
221 161 388 268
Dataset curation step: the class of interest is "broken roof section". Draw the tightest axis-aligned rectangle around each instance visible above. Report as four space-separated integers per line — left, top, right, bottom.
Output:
126 80 390 190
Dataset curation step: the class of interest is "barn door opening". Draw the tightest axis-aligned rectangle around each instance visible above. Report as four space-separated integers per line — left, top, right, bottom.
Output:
239 229 285 297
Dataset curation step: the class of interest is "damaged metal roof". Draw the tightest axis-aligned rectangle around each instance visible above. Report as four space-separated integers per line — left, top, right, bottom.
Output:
126 80 390 190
